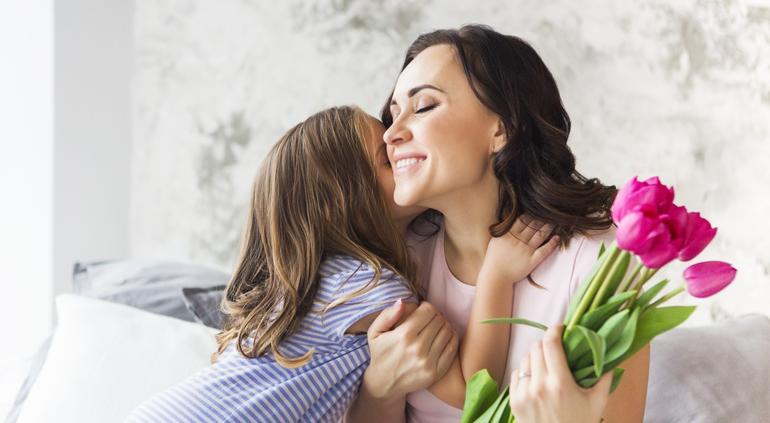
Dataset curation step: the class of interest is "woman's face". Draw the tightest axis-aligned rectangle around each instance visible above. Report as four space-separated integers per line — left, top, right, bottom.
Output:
364 116 426 223
383 44 504 209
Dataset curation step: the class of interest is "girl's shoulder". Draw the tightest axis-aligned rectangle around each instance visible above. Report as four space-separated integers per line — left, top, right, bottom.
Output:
318 254 395 280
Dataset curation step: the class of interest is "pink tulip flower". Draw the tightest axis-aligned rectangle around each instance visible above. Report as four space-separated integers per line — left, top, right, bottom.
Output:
684 261 737 298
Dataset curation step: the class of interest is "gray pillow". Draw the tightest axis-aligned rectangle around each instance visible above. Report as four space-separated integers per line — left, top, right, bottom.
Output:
644 313 770 422
72 259 230 322
182 285 227 329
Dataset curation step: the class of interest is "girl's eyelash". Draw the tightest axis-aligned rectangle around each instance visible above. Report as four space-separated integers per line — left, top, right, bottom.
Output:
415 104 437 113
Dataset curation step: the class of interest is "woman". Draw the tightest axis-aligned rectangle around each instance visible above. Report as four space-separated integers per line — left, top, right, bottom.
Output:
349 25 649 423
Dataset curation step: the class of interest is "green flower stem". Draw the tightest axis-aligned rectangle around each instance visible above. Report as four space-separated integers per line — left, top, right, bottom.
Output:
625 267 659 310
567 245 620 330
648 286 685 309
616 262 643 296
589 250 631 312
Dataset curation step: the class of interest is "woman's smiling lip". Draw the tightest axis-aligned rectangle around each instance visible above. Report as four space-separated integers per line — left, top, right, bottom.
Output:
391 152 427 176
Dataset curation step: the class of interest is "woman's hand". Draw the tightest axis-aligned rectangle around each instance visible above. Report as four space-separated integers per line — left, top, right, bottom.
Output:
480 215 559 286
509 324 613 423
364 300 459 399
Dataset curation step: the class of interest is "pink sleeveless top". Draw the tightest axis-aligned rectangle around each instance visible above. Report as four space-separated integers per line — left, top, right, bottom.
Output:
405 221 617 423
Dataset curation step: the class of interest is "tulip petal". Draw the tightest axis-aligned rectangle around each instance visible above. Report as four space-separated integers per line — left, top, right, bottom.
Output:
678 212 718 261
684 261 737 298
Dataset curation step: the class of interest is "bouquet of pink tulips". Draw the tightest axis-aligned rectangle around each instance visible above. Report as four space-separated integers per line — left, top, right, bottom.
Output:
460 176 737 423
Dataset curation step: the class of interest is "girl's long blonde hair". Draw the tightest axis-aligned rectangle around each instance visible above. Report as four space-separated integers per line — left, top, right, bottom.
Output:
212 106 418 368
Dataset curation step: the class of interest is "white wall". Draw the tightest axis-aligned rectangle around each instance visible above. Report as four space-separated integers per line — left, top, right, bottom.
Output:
132 0 770 326
53 0 133 302
0 0 54 365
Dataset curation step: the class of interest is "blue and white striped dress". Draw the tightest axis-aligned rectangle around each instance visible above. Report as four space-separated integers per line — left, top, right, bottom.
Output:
125 256 416 423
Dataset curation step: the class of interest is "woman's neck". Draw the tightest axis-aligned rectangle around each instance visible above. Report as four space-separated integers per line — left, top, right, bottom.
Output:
435 172 502 284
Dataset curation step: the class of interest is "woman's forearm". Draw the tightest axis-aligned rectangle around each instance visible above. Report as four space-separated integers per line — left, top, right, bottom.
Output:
345 367 407 423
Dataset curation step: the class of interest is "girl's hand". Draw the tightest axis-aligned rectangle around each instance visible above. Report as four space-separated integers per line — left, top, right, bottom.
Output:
481 215 560 285
509 324 613 423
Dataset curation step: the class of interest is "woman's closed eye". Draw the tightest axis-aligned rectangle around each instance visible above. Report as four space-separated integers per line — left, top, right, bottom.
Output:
415 104 438 114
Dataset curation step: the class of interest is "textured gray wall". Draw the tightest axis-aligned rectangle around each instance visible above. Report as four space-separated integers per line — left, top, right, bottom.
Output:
131 0 770 325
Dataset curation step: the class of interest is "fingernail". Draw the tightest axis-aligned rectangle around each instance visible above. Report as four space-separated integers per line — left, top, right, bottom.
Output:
394 298 403 307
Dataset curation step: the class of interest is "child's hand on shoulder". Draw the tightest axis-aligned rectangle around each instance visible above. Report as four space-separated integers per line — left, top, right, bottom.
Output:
481 215 560 285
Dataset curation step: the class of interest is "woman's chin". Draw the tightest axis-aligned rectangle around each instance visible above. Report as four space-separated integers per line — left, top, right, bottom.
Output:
393 190 421 209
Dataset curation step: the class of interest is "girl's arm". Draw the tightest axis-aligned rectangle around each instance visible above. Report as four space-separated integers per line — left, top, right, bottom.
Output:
429 217 560 408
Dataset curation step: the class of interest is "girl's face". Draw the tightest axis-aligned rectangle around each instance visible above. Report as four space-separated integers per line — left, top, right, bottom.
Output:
383 44 504 209
364 116 426 223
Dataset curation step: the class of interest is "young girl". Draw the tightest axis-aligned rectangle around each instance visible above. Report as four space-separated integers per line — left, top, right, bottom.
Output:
125 106 557 422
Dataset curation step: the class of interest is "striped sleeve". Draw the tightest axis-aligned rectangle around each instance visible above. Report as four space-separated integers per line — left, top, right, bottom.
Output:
317 262 417 338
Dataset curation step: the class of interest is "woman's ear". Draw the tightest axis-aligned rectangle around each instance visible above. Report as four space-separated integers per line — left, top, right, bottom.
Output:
491 119 506 154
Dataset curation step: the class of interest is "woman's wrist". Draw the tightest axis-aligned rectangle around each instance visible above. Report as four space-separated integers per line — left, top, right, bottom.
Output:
346 371 406 423
361 366 401 400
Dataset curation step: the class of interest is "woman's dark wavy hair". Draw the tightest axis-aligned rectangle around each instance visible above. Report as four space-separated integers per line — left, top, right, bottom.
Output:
381 24 617 246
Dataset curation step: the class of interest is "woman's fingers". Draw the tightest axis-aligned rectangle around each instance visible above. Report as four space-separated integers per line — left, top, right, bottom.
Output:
529 341 548 388
394 301 437 338
417 314 445 355
426 320 452 357
510 352 531 413
541 324 572 380
433 326 459 378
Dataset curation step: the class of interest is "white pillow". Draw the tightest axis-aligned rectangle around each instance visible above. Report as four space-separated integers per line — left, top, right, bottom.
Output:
17 294 219 423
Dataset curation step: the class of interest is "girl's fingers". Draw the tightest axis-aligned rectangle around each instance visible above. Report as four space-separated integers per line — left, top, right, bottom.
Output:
531 236 560 264
516 216 544 242
529 223 554 247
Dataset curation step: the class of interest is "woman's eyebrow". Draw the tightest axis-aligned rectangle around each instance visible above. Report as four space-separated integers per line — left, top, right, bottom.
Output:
390 84 445 106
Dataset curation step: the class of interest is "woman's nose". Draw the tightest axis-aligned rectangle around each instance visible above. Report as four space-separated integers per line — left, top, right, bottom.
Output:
383 122 412 145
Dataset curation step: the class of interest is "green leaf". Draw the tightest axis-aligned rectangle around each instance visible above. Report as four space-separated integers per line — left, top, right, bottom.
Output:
597 309 630 346
577 376 598 388
605 307 640 364
573 364 596 380
610 367 625 393
598 241 606 259
579 291 636 330
563 326 590 367
490 387 512 422
634 279 669 310
624 305 696 361
472 386 510 422
575 311 627 369
564 245 612 324
576 326 606 377
460 370 499 423
482 317 548 331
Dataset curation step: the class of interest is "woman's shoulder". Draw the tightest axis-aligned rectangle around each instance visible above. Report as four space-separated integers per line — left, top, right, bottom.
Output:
527 225 617 293
564 225 618 295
